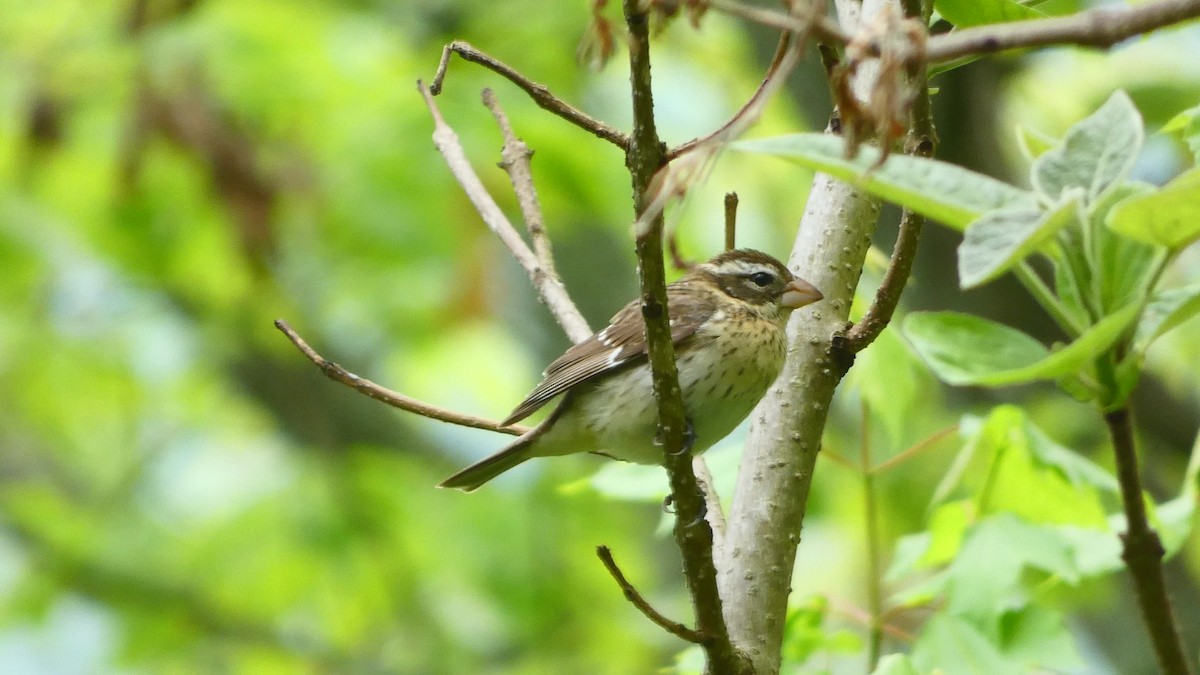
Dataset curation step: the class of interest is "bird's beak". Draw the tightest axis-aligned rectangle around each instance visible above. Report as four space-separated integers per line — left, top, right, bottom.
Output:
781 277 823 309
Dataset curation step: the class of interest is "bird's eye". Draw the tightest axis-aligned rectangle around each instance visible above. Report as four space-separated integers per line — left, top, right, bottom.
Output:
749 271 774 287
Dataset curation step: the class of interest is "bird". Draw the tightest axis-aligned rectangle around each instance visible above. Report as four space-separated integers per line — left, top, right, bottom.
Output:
438 249 823 491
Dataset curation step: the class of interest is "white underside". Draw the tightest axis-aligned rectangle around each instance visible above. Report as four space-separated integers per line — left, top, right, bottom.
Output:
531 323 787 464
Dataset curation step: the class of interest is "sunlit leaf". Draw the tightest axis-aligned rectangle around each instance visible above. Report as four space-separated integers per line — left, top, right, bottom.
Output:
1107 167 1200 249
1161 102 1200 161
736 133 1036 229
958 194 1080 289
902 304 1140 387
1134 282 1200 353
935 0 1044 27
911 614 1017 675
1031 90 1143 204
1015 125 1058 161
1091 182 1159 314
997 605 1083 670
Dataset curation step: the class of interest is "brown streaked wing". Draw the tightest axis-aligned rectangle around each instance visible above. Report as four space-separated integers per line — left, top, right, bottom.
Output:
500 281 717 426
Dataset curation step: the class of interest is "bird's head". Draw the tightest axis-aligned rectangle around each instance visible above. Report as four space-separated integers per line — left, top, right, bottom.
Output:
695 249 823 313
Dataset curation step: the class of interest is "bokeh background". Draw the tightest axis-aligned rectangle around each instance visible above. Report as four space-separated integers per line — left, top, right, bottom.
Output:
1 1 1198 673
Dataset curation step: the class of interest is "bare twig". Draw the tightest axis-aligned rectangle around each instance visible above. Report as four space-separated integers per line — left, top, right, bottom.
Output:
418 81 591 343
860 402 884 670
596 546 705 644
666 31 801 160
667 231 696 270
637 19 805 237
431 40 628 148
723 192 737 251
275 320 527 436
1105 406 1193 675
705 0 851 51
843 1 935 352
926 0 1200 63
868 423 959 475
624 0 747 671
481 88 592 343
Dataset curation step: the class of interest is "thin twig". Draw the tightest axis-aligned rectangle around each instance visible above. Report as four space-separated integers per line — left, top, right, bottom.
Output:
705 0 851 52
869 423 959 475
926 0 1200 63
636 21 805 238
431 40 628 148
596 546 705 644
418 81 591 343
623 0 747 671
667 231 696 270
723 192 738 251
843 0 936 353
666 31 800 160
481 87 592 343
860 401 884 670
1104 405 1193 675
274 320 527 436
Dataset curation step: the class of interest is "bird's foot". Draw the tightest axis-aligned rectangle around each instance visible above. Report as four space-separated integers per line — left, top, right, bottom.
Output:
661 485 708 529
667 419 696 457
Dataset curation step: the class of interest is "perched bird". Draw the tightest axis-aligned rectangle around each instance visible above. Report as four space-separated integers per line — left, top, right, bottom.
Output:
439 249 823 491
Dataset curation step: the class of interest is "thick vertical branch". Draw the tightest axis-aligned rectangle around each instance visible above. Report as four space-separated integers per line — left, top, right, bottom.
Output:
622 1 747 672
1105 406 1193 675
718 1 893 671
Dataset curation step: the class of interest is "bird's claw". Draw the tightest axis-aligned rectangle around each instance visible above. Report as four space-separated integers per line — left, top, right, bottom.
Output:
667 419 696 457
661 485 709 529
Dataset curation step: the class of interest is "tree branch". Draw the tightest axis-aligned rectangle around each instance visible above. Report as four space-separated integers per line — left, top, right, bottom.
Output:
480 87 593 343
1104 405 1193 675
666 29 801 160
596 546 705 644
431 40 628 148
274 320 527 436
718 1 890 671
705 0 850 53
417 81 591 343
843 0 936 353
622 1 747 672
926 0 1200 63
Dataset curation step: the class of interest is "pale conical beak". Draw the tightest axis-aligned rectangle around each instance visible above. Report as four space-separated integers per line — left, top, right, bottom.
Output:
781 277 823 309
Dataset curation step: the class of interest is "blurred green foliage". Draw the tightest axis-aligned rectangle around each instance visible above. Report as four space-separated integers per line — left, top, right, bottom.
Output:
0 0 1198 673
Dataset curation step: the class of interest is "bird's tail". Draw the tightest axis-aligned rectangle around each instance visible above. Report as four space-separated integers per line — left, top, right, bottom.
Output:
437 435 535 492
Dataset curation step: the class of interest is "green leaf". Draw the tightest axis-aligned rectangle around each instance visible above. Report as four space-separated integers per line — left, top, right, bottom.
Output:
911 614 1019 675
1092 182 1160 314
958 194 1080 289
736 133 1036 229
1151 435 1200 557
998 605 1083 670
935 0 1044 27
902 304 1141 387
1015 125 1058 162
971 406 1114 526
1134 282 1200 353
946 515 1080 621
1048 246 1092 334
1107 167 1200 249
1031 90 1143 204
1161 103 1200 162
